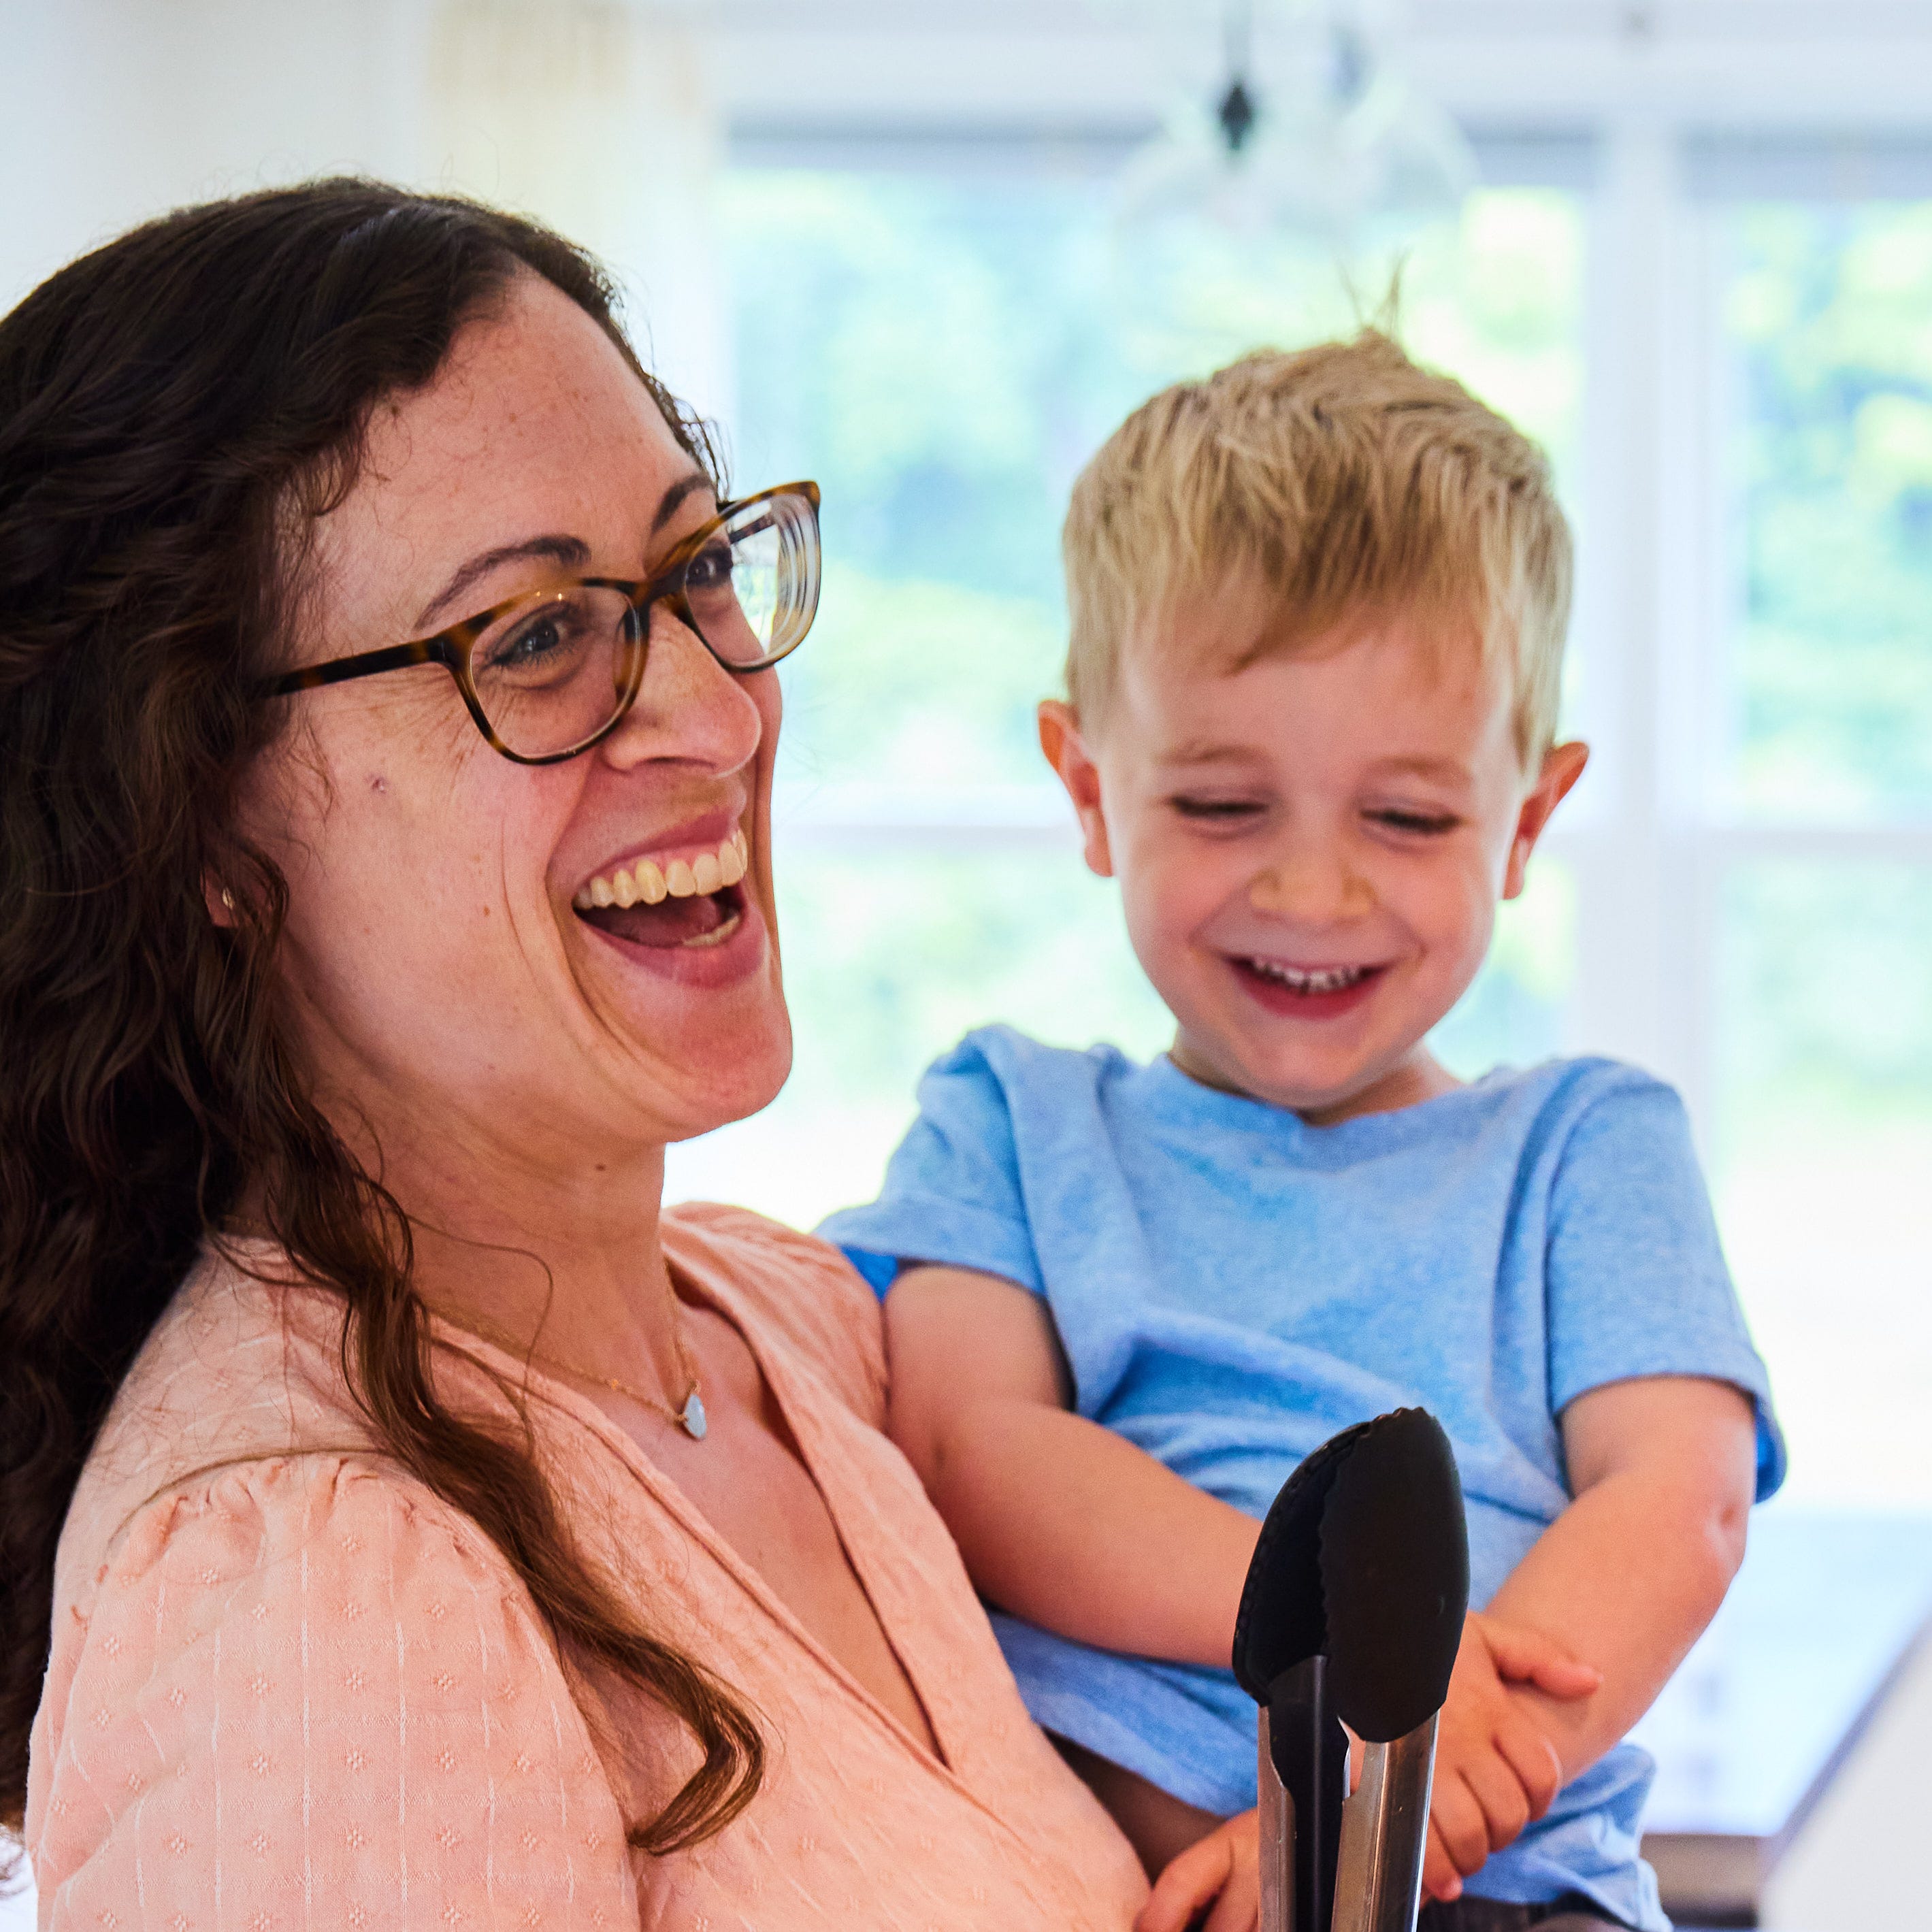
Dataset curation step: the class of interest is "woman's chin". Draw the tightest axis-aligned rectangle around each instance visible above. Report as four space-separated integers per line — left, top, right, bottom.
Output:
677 1017 793 1137
566 903 791 1126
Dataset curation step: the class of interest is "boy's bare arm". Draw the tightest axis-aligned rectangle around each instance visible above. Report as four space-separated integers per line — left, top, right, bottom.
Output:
885 1262 1261 1667
1488 1374 1758 1780
1422 1374 1754 1897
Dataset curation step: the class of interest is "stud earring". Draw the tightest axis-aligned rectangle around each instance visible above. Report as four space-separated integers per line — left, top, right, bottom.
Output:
219 888 235 911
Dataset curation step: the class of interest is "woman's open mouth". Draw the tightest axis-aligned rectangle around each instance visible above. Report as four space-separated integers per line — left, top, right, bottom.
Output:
572 830 749 951
578 883 744 949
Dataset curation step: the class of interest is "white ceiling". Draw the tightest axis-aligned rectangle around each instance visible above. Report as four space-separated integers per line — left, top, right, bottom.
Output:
703 0 1932 135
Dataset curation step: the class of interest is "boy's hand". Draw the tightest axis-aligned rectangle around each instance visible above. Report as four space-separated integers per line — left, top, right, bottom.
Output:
1424 1612 1601 1902
1137 1810 1258 1932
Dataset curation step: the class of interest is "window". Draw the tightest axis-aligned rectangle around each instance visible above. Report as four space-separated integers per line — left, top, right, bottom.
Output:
1709 193 1932 1507
661 131 1932 1515
666 155 1587 1223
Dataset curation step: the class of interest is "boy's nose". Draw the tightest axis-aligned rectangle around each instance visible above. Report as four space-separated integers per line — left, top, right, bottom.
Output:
1248 849 1375 923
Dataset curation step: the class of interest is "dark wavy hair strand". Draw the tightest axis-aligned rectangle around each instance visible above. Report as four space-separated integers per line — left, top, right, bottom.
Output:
0 178 762 1868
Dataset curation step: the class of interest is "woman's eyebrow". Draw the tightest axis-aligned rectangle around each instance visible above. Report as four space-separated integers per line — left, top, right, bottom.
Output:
414 534 589 633
651 468 713 532
412 471 714 632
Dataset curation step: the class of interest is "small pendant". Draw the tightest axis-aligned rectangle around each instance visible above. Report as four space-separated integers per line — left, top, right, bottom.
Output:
679 1390 708 1440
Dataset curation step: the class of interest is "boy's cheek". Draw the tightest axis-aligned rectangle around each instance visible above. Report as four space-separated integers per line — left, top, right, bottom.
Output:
1389 844 1507 940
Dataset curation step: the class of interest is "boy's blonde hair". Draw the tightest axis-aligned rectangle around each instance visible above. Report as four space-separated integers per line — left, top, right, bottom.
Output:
1061 331 1573 766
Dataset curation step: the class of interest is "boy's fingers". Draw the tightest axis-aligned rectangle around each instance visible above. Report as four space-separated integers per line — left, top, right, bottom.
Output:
1136 1827 1231 1932
1481 1616 1601 1699
1430 1770 1492 1879
1200 1816 1260 1932
1424 1821 1465 1902
1459 1747 1532 1852
1492 1710 1565 1820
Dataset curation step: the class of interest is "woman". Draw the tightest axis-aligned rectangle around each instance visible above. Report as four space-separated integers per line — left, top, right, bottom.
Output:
0 182 1256 1928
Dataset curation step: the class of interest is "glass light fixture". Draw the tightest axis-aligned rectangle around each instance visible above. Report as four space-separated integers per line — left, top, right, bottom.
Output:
1115 0 1476 252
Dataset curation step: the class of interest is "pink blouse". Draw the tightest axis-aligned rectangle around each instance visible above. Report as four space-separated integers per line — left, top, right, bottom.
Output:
26 1204 1148 1929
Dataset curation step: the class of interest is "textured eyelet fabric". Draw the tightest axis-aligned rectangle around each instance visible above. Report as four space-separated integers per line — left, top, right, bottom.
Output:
27 1205 1148 1930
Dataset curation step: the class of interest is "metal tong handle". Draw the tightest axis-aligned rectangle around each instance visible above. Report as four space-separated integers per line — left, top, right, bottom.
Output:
1258 1707 1293 1931
1257 1699 1439 1932
1330 1716 1439 1932
1257 1656 1347 1932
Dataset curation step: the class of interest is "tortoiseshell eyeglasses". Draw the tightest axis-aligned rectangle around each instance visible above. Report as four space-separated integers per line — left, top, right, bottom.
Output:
259 482 821 766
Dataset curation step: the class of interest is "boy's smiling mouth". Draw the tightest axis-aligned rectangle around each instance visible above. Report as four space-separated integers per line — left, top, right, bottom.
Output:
1230 953 1390 1017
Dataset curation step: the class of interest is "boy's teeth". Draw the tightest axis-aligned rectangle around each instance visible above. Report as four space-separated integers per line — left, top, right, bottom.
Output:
574 830 749 912
1249 960 1371 993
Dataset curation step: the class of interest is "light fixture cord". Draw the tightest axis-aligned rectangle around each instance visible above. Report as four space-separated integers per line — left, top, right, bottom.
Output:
1223 0 1256 84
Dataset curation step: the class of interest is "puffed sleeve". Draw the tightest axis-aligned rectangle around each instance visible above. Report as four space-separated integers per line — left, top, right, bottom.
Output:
817 1025 1045 1296
29 1454 638 1929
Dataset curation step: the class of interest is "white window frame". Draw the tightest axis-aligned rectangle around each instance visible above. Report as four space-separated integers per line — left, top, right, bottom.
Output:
711 3 1932 1162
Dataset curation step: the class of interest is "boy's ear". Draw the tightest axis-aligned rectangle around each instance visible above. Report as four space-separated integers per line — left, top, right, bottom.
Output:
1503 740 1588 900
1037 700 1114 878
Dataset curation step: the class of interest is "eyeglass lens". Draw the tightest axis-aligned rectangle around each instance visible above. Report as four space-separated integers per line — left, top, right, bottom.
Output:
466 489 819 759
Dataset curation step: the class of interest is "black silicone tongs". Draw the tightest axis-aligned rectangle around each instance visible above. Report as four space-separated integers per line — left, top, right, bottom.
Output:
1232 1409 1469 1932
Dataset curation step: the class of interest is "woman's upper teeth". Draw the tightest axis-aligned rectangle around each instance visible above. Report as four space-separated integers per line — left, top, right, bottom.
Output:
574 830 747 911
1251 960 1369 992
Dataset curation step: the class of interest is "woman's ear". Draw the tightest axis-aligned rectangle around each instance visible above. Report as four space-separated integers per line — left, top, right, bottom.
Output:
1503 740 1589 900
203 872 238 928
1037 700 1114 879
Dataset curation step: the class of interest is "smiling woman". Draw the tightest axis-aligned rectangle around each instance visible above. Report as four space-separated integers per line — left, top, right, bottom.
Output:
0 181 1184 1929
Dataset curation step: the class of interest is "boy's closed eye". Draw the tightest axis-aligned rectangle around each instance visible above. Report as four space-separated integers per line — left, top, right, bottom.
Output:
1168 793 1268 824
1364 806 1463 836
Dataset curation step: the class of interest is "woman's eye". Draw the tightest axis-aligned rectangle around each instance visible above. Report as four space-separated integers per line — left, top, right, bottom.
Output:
490 617 566 669
479 599 594 677
685 540 735 592
1369 808 1460 836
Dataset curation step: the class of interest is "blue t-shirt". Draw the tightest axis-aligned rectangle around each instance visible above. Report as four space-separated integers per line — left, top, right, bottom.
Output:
820 1028 1784 1932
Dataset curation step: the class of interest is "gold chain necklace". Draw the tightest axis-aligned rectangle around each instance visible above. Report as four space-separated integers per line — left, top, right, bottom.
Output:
454 1273 708 1441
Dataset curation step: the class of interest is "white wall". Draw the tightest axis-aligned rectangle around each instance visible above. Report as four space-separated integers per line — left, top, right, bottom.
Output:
0 0 727 415
1763 1630 1932 1930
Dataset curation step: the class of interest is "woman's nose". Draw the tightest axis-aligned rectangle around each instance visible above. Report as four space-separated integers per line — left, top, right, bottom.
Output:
597 604 765 777
1248 840 1375 923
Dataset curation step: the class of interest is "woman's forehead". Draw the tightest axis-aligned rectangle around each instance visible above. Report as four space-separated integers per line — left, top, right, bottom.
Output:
312 277 691 636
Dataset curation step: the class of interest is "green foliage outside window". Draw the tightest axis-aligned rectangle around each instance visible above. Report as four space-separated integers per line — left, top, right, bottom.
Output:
706 169 1586 1221
1729 204 1932 819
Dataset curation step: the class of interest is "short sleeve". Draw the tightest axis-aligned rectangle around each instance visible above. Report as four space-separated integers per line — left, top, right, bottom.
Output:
817 1028 1046 1296
1545 1076 1786 1500
29 1455 638 1929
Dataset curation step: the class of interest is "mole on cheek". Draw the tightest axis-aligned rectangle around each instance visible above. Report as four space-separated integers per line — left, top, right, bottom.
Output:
367 774 389 796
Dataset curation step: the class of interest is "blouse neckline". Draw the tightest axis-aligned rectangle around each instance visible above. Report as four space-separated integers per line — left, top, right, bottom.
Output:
429 1229 966 1791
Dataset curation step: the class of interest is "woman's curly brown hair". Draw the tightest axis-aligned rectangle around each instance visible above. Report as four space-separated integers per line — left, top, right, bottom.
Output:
0 178 762 1867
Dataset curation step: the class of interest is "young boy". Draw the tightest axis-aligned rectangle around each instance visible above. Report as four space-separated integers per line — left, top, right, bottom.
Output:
821 334 1784 1932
